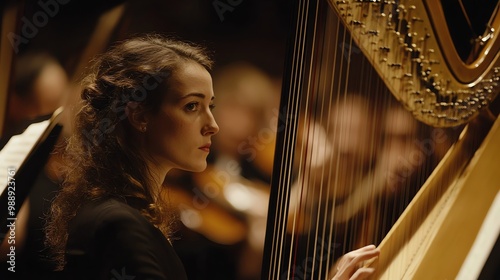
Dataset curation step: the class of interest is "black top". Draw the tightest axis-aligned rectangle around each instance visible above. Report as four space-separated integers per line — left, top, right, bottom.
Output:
64 198 188 280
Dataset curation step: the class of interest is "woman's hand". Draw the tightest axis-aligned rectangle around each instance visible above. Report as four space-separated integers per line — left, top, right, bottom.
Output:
331 244 380 280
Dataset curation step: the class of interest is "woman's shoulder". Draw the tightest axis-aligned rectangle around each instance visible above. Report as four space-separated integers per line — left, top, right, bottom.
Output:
69 197 150 234
66 198 188 279
77 197 144 219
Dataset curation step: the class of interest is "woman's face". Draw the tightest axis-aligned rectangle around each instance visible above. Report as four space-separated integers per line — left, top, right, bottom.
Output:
144 61 219 172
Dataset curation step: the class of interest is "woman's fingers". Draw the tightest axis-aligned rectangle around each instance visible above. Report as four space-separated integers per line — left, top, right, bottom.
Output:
345 245 380 267
332 244 380 280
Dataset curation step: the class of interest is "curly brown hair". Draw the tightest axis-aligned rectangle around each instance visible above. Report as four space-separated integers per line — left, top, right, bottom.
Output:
44 34 213 269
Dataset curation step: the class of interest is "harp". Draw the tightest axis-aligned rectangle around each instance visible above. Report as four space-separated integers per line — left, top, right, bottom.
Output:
261 0 500 279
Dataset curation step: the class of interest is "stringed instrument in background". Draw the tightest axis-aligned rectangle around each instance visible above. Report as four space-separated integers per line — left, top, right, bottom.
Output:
261 1 500 279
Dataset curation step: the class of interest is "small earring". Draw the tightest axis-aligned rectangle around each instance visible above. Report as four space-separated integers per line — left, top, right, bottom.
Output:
142 126 147 132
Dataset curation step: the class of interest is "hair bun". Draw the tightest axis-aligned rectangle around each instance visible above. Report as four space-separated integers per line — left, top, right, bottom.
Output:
82 85 110 110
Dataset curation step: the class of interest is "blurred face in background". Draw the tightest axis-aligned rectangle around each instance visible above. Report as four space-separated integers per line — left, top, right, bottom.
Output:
212 62 275 160
33 62 68 115
326 95 376 199
10 53 68 122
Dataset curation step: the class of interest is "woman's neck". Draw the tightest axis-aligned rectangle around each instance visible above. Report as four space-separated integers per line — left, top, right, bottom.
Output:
145 159 171 199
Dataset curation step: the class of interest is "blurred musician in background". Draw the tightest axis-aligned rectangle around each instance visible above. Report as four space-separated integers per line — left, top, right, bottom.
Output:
288 92 434 278
0 51 68 148
0 51 69 279
286 94 382 277
286 91 446 278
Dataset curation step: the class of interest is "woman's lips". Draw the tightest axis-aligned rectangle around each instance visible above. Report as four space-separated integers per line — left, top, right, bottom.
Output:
199 143 211 152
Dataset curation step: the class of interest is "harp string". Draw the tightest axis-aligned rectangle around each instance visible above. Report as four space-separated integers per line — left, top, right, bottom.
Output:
324 10 344 278
267 0 304 276
276 0 302 277
292 0 352 277
315 7 338 279
322 10 342 276
279 0 314 279
305 20 327 275
291 1 347 277
357 7 378 246
295 2 418 277
323 5 350 278
290 0 321 277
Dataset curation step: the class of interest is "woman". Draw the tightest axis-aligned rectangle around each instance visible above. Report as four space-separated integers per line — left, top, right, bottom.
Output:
45 34 379 279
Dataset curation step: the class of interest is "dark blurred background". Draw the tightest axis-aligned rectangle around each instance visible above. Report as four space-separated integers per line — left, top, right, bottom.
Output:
4 0 290 80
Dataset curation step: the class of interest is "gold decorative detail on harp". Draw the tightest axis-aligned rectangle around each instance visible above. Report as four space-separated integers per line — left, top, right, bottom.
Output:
261 0 499 279
328 0 500 127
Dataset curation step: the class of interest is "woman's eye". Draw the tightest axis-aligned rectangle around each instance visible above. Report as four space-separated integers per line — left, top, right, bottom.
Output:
185 102 199 111
209 103 216 111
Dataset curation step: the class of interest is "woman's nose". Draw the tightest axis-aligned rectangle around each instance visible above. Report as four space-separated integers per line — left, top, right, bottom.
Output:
203 112 219 136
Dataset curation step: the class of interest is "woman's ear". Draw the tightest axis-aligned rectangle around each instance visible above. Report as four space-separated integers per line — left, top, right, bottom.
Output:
126 101 149 132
